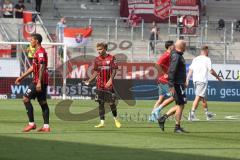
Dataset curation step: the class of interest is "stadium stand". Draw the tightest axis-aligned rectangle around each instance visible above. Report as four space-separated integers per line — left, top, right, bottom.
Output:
1 0 240 63
206 0 240 20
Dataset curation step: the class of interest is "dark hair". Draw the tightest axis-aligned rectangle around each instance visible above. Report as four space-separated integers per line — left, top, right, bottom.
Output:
201 45 208 51
31 33 42 44
165 40 174 49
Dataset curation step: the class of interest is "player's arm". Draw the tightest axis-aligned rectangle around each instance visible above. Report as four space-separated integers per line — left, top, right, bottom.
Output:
88 71 98 83
84 71 98 85
156 54 169 78
186 69 193 87
168 53 179 95
15 66 33 85
208 58 222 81
210 69 222 81
105 69 116 88
84 58 98 85
36 63 46 92
106 56 118 88
155 63 164 75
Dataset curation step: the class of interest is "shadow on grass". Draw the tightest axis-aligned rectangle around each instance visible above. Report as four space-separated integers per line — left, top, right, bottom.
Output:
0 135 238 160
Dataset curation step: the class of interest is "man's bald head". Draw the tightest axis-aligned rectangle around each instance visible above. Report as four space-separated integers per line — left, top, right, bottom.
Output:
175 40 186 52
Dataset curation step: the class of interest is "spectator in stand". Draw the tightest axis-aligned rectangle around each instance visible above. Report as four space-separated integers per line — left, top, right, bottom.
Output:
128 10 142 27
56 17 67 58
3 0 13 18
177 15 184 39
149 21 159 53
56 17 67 43
14 0 25 18
35 0 42 13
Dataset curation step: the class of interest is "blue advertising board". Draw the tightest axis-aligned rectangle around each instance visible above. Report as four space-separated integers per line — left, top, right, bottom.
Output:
129 80 240 102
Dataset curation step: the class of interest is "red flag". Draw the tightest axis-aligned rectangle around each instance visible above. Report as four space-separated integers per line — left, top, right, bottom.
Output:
23 11 36 41
64 27 93 48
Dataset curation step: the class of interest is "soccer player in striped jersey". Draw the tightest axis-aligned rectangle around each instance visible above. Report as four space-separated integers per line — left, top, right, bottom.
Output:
85 42 121 128
15 33 50 132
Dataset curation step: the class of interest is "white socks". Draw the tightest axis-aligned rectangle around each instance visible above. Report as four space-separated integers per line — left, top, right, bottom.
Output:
29 122 35 126
43 124 49 128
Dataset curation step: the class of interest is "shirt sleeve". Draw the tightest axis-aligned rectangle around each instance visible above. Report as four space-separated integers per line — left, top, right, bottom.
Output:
157 54 168 65
93 58 98 71
37 52 47 64
168 53 179 88
207 58 212 71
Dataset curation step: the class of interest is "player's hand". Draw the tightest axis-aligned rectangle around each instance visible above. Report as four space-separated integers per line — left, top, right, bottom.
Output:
163 74 168 79
83 80 90 85
169 87 175 96
105 79 112 89
15 77 22 85
217 77 222 81
36 82 42 92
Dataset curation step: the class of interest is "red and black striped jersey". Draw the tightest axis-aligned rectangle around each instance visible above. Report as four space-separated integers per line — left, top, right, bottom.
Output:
94 54 118 90
32 47 48 84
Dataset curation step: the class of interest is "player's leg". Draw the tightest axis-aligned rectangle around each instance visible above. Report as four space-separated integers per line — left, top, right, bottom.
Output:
37 100 50 132
202 98 216 120
110 103 117 118
22 83 37 132
152 83 174 121
149 95 164 122
165 105 177 117
36 84 50 132
157 105 177 131
173 84 188 133
95 101 105 128
107 91 121 128
151 96 174 122
188 96 201 121
109 101 121 128
94 90 105 128
154 84 172 113
201 83 216 120
153 95 164 111
155 96 174 113
149 83 168 122
153 83 165 109
189 82 204 121
174 104 187 133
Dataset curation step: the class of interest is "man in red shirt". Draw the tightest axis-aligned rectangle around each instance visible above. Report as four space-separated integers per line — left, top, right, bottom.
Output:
15 33 50 132
149 40 175 122
85 42 121 128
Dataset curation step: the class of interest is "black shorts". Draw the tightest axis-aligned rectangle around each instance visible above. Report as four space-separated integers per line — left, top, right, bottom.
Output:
173 84 187 105
95 89 116 103
24 83 48 101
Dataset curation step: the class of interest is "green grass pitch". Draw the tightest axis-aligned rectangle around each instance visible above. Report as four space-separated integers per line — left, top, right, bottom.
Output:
0 99 240 160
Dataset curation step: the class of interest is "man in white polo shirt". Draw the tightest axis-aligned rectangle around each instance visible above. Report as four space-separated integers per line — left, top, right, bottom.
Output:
186 45 222 121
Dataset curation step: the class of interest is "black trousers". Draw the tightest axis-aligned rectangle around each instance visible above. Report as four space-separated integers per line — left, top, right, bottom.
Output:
36 0 42 12
90 0 99 2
